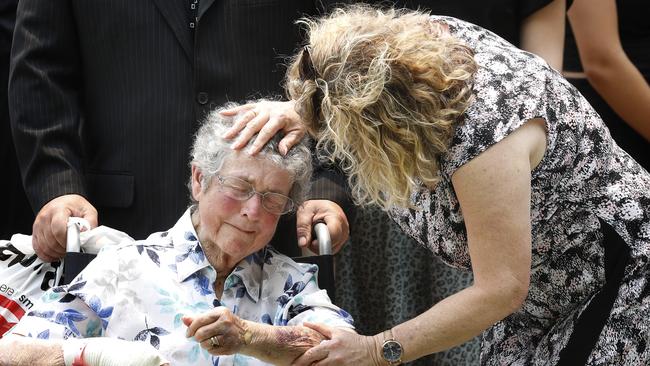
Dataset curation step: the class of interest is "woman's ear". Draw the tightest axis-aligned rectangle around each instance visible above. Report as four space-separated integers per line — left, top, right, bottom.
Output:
191 165 203 201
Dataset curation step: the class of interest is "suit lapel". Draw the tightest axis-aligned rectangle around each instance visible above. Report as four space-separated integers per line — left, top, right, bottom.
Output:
151 0 193 61
198 0 216 20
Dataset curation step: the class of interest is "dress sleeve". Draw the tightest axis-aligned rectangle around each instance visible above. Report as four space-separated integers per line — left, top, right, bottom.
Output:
439 24 561 179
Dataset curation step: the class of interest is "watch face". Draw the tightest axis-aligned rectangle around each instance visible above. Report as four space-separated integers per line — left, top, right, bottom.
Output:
382 340 403 362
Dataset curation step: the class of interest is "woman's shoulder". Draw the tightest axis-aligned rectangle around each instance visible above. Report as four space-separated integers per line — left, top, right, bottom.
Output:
439 51 563 177
428 14 508 49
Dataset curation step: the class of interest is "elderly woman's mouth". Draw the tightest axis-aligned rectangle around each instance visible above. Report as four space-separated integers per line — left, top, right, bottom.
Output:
227 223 255 234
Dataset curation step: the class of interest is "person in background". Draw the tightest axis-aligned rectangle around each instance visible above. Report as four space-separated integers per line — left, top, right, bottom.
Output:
280 5 649 365
564 0 650 169
392 0 566 70
8 0 352 264
0 103 354 366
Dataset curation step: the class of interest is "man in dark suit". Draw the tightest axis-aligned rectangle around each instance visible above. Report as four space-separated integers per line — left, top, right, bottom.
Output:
9 0 352 261
1 0 33 239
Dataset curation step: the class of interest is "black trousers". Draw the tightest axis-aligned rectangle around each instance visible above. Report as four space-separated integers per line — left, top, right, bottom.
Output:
556 219 630 365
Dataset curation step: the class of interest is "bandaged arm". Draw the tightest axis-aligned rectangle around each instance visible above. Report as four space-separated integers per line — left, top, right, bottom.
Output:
0 336 168 366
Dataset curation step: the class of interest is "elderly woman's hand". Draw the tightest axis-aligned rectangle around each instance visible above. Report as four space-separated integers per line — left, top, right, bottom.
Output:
221 100 305 156
184 307 346 365
183 306 251 355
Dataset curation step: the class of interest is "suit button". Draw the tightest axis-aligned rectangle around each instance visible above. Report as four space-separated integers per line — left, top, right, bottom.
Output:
197 92 209 105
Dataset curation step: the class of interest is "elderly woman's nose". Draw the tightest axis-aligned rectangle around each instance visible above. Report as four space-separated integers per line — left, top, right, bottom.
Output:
241 193 264 217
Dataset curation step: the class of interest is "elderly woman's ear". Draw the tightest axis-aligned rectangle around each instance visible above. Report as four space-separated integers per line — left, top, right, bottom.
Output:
191 164 205 202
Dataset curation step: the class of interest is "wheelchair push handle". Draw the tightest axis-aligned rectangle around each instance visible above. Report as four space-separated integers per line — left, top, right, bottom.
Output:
313 220 332 255
66 217 91 253
66 218 332 254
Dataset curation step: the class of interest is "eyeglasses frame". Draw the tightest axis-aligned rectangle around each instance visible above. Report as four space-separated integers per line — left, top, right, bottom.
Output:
214 175 295 215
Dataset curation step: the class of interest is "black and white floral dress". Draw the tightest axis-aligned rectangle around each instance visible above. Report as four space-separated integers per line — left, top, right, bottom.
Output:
389 16 650 365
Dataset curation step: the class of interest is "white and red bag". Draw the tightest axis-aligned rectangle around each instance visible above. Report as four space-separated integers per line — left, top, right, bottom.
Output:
0 231 62 336
0 219 133 337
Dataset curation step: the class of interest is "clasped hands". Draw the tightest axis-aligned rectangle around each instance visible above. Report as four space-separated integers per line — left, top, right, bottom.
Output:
33 307 380 366
184 307 383 366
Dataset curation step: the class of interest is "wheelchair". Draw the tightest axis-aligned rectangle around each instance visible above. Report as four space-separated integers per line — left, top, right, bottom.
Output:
63 221 337 302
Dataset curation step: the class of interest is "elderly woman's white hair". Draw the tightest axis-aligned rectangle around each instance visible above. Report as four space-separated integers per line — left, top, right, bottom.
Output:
188 101 313 209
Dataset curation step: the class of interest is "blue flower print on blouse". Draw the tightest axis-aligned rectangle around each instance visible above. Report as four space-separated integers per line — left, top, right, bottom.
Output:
87 296 113 330
51 309 87 337
277 275 308 307
25 329 51 340
261 314 273 325
176 242 205 264
137 244 162 266
134 317 170 349
37 329 50 339
188 271 213 296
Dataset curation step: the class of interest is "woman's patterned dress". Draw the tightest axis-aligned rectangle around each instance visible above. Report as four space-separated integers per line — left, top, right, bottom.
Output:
389 16 650 365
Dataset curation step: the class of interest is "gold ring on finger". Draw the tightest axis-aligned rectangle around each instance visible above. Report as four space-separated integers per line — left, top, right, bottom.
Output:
210 335 220 348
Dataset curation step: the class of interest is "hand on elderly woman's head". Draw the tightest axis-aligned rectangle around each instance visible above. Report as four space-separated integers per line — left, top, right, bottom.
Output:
221 100 305 156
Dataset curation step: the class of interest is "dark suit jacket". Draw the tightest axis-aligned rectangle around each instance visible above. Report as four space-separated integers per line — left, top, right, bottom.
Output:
9 0 351 253
1 0 34 238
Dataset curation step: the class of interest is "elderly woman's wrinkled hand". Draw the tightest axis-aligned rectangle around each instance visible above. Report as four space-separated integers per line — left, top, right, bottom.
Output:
220 100 305 156
183 306 251 355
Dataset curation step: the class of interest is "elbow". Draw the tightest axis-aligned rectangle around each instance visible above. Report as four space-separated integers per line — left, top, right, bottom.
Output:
473 276 530 323
580 52 623 87
485 276 530 316
506 279 530 313
582 64 609 87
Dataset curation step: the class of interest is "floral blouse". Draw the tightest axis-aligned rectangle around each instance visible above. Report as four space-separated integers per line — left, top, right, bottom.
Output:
9 209 354 366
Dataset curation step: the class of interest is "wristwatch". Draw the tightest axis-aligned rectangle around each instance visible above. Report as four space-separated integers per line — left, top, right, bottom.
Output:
381 329 403 365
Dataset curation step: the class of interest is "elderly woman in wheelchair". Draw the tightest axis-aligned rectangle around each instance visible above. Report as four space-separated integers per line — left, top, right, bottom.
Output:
0 101 354 366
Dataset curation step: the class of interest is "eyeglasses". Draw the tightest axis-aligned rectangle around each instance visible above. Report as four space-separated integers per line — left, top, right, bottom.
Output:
215 175 294 215
299 46 325 119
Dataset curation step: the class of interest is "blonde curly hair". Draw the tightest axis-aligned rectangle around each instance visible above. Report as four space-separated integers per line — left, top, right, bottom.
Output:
286 4 477 210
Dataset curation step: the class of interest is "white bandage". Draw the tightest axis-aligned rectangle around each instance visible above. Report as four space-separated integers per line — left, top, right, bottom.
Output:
62 339 85 366
62 338 169 366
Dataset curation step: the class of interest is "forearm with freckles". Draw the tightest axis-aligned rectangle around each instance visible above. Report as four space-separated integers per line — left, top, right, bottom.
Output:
239 321 326 365
0 337 65 366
